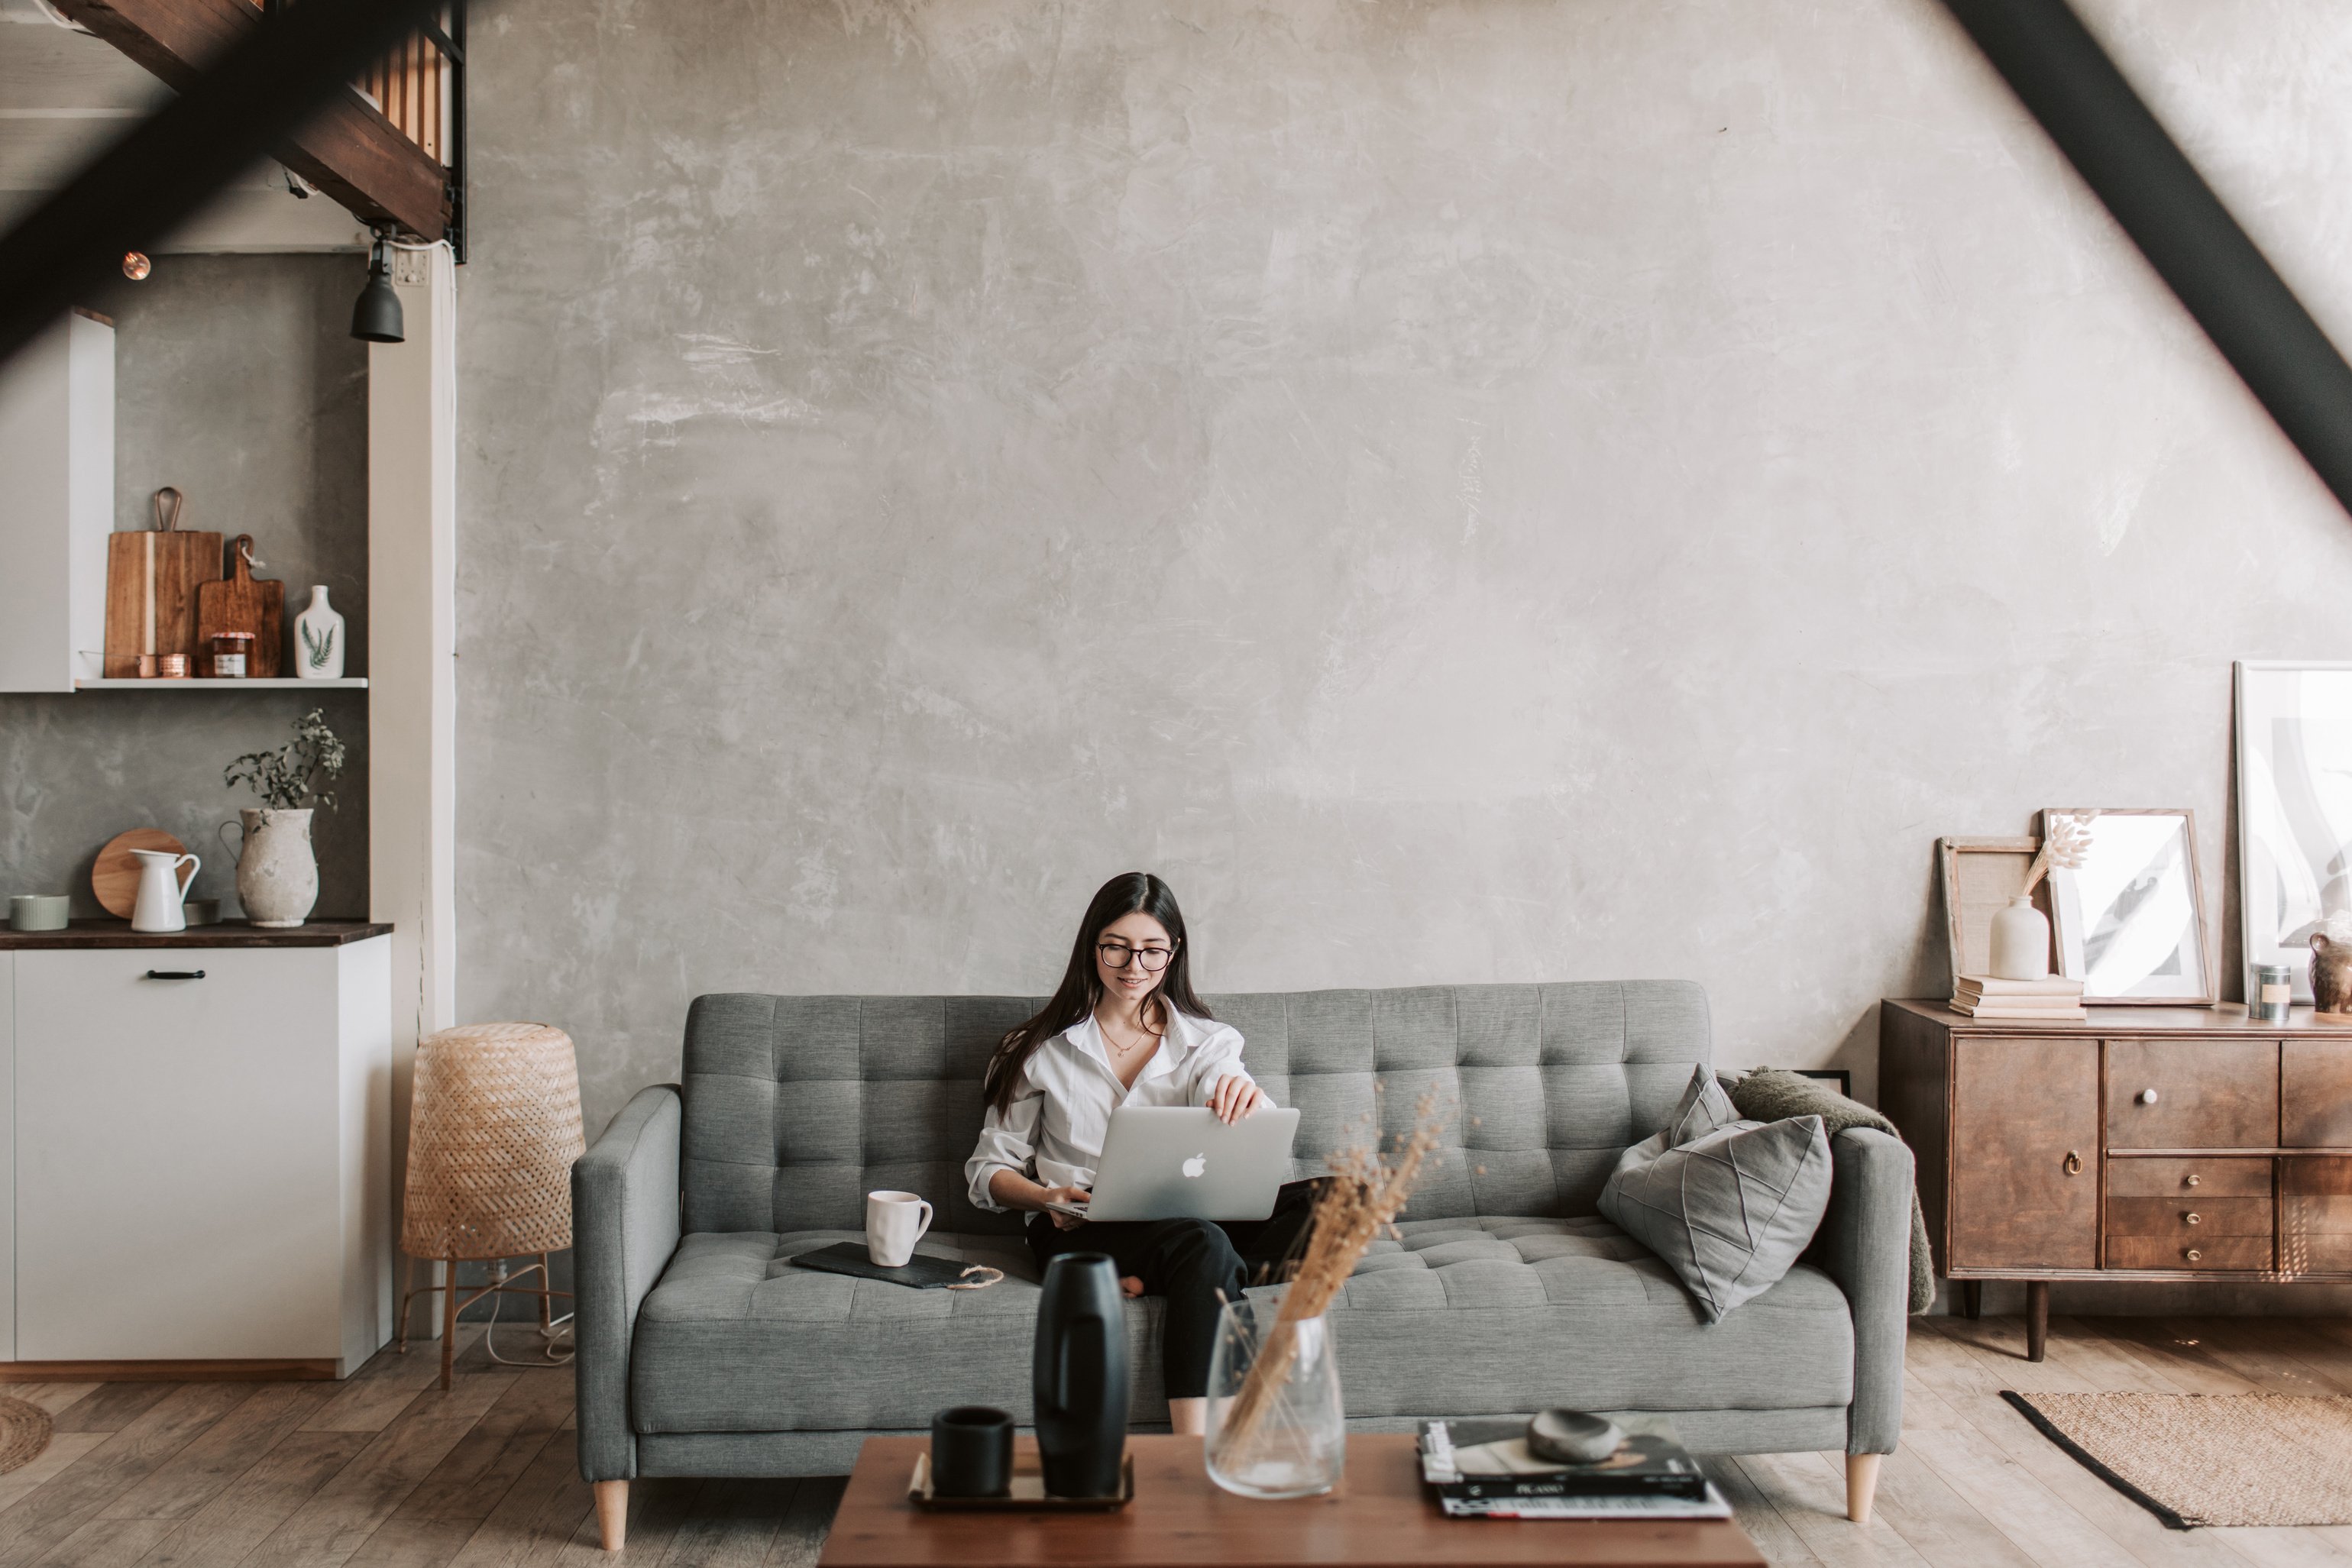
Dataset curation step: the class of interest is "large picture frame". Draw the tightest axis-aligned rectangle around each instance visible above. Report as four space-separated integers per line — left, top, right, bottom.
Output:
2041 808 2212 1005
2234 661 2352 1003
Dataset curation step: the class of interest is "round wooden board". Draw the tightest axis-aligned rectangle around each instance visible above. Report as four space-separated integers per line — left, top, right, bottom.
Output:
92 827 188 919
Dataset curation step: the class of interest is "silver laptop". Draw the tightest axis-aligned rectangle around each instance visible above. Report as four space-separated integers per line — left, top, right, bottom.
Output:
1050 1104 1301 1223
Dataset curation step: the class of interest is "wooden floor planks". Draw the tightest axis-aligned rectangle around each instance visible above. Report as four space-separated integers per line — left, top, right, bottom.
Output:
0 1317 2340 1566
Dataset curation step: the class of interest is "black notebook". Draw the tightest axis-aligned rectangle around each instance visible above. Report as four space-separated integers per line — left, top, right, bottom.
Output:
786 1242 985 1290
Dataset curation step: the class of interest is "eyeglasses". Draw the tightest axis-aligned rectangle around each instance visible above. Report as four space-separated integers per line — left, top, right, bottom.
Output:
1098 942 1173 972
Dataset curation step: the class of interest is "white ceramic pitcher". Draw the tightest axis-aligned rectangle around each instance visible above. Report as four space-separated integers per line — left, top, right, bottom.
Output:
129 847 200 933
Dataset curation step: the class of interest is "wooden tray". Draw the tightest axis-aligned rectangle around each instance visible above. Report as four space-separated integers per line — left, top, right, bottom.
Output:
907 1450 1134 1511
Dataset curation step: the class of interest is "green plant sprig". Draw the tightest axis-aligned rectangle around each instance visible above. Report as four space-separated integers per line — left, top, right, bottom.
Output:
224 707 346 812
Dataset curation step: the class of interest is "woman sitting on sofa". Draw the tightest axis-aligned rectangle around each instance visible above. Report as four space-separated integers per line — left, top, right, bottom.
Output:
964 870 1312 1436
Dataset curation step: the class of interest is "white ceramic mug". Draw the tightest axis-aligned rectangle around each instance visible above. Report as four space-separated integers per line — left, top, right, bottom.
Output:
866 1190 933 1269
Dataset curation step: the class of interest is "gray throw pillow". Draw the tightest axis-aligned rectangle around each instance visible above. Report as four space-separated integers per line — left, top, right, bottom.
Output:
1599 1075 1833 1323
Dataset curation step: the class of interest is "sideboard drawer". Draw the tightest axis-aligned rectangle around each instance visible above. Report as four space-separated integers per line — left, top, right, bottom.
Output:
2106 1040 2279 1148
2106 1158 2272 1198
2283 1043 2352 1146
2284 1158 2352 1275
2105 1235 2271 1270
2105 1197 2273 1238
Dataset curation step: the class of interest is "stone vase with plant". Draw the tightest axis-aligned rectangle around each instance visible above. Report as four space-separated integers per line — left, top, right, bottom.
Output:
222 709 345 928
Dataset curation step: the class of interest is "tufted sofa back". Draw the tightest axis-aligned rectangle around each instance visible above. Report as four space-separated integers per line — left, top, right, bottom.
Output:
677 981 1710 1237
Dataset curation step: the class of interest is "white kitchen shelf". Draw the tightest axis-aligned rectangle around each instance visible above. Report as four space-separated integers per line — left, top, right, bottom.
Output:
75 677 368 690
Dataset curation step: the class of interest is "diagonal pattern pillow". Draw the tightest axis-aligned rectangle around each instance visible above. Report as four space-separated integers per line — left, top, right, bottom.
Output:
1599 1070 1833 1323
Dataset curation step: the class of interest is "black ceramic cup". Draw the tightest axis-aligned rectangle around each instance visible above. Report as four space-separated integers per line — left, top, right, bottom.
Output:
930 1405 1014 1498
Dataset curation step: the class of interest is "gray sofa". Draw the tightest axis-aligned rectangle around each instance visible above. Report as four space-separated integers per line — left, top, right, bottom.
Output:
574 981 1910 1547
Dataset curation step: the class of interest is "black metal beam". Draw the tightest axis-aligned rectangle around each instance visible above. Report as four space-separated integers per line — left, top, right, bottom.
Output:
1940 0 2352 519
0 0 444 365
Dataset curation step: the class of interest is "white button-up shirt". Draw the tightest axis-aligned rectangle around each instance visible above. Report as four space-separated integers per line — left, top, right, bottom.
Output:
964 1008 1264 1213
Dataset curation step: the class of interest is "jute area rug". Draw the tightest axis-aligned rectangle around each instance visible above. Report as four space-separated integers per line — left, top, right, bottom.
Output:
0 1398 49 1477
2002 1390 2352 1529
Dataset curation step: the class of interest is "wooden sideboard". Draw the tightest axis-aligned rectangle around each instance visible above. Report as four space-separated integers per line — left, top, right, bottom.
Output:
1881 999 2352 1360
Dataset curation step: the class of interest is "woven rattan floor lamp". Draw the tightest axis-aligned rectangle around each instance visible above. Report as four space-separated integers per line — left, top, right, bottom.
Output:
399 1022 587 1390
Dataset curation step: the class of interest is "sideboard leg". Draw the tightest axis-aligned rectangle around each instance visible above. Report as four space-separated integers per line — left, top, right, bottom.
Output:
2026 1280 2049 1362
1846 1453 1881 1524
594 1480 628 1551
1960 1280 1981 1321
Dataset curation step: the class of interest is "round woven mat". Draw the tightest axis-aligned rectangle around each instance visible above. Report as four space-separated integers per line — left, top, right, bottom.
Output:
0 1398 53 1476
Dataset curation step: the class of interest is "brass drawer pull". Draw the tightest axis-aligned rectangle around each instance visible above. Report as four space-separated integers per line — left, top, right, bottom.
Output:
2185 1212 2202 1225
2137 1088 2160 1105
2185 1248 2202 1262
2064 1150 2084 1175
2185 1174 2201 1188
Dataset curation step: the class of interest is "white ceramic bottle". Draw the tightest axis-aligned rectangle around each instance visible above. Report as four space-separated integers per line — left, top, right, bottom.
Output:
294 585 346 679
1988 895 2052 981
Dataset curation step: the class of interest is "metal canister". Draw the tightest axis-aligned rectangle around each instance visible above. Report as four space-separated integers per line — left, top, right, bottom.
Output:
2254 963 2296 1025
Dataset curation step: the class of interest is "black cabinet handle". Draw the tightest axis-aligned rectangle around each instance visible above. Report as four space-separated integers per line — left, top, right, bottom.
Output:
143 969 205 981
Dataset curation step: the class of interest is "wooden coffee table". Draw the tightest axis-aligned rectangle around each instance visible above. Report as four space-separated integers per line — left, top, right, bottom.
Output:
819 1435 1765 1568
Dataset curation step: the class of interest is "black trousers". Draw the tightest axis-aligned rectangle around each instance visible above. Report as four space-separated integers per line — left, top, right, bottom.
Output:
1024 1179 1322 1401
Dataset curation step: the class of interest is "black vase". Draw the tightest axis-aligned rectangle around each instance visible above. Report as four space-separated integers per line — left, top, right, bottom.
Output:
1032 1252 1128 1497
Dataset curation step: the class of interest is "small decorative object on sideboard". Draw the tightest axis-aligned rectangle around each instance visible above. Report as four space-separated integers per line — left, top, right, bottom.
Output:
196 534 283 678
221 708 344 927
1032 1253 1128 1498
1989 815 2088 981
2311 915 2352 1017
127 846 199 933
294 586 345 679
2253 963 2296 1025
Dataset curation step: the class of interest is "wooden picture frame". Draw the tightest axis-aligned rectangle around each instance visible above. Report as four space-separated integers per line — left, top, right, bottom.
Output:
2040 807 2213 1006
1936 836 2044 984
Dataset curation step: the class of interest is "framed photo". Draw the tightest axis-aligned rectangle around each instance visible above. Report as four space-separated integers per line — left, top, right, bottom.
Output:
2235 661 2352 1002
2041 808 2211 1004
1936 836 2043 983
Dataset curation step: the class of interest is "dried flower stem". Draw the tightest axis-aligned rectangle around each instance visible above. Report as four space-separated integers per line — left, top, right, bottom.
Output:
2020 812 2092 896
1211 1089 1451 1459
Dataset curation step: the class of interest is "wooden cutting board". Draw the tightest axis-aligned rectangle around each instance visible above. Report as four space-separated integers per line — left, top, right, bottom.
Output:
92 827 189 919
196 535 283 678
103 530 224 677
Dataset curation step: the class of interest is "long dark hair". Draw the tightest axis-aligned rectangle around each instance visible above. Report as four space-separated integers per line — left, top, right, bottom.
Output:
984 871 1212 1114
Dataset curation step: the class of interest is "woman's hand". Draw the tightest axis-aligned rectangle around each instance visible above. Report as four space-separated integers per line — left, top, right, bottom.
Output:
1037 1184 1092 1230
1207 1074 1266 1123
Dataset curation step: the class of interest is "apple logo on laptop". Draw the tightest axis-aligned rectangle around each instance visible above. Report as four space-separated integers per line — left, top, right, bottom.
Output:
1181 1153 1207 1179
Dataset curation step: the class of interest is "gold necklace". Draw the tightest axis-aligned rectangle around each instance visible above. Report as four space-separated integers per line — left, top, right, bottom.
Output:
1102 1010 1159 1056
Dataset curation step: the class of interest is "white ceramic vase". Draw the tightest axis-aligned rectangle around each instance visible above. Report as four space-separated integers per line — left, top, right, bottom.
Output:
225 807 318 928
294 585 346 679
1988 894 2051 981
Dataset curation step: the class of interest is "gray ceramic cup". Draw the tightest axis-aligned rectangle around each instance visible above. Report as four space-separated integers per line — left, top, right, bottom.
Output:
183 897 222 926
8 895 69 932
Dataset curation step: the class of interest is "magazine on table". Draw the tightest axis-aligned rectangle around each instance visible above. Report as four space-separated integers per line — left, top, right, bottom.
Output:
1419 1414 1710 1502
1434 1482 1735 1521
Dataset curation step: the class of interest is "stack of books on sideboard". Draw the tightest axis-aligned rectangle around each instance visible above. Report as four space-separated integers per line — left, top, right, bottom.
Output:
1949 975 2085 1020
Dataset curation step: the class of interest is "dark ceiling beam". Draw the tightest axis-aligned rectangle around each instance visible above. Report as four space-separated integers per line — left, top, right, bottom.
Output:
0 0 442 364
1940 0 2352 519
56 0 446 240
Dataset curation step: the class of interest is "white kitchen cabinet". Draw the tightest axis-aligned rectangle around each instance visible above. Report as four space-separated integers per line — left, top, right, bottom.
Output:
0 929 391 1374
0 308 112 693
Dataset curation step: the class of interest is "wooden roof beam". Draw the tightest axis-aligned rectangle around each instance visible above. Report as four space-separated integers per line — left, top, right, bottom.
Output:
54 0 445 241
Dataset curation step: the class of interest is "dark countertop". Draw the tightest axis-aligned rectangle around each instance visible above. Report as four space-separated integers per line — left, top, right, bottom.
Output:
1887 997 2352 1034
0 919 392 949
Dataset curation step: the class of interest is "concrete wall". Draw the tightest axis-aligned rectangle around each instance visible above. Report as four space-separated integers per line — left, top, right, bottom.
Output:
0 256 369 918
458 0 2352 1134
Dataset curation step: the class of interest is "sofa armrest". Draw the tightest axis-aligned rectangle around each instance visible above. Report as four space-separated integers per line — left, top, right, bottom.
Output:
1814 1125 1912 1456
573 1084 684 1482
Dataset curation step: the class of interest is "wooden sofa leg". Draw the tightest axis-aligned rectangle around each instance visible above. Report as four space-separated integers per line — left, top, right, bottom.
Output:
1846 1453 1881 1524
594 1480 628 1551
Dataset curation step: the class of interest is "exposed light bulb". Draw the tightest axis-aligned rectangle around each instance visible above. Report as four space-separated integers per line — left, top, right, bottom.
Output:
122 251 151 281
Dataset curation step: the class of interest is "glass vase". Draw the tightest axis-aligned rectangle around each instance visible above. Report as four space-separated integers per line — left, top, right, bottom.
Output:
1204 1298 1344 1498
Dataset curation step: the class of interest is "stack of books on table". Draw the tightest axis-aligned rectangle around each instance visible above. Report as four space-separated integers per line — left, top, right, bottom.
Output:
1950 975 2087 1020
1417 1415 1732 1521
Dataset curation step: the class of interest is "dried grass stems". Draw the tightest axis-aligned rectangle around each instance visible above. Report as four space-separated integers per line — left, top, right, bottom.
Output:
2021 812 2092 894
1213 1084 1454 1457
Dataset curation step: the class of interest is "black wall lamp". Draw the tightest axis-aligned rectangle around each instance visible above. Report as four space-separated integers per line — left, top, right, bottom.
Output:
350 225 403 343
